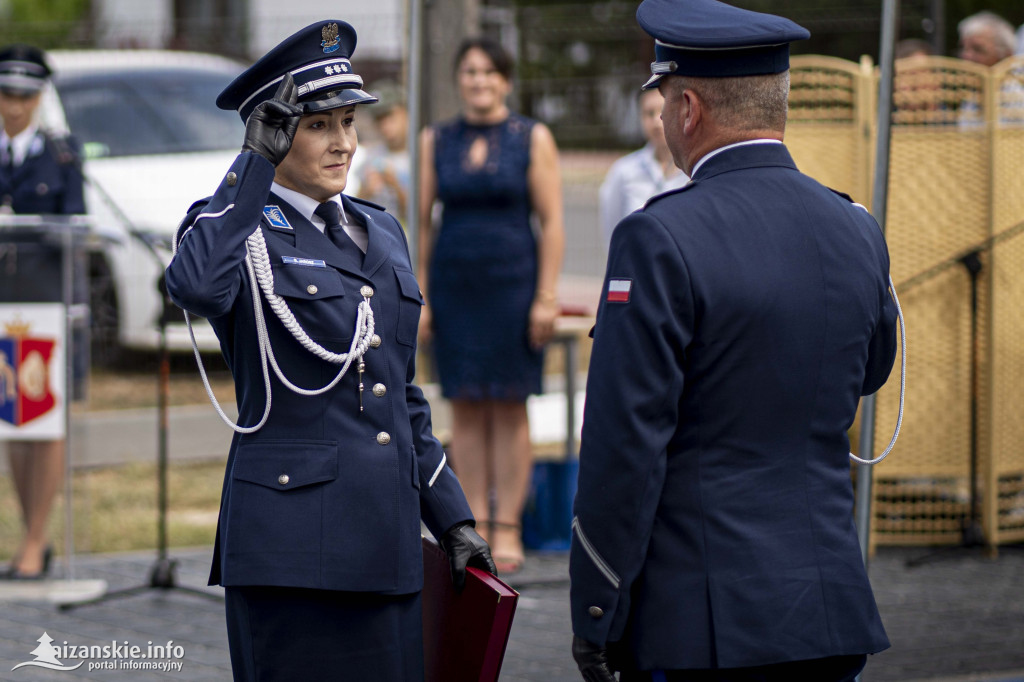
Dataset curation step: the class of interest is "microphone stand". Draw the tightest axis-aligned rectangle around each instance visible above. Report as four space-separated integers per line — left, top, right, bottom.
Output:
59 219 222 609
906 250 985 567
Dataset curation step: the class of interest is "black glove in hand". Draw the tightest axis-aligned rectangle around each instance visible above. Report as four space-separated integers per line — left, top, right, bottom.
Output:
241 73 302 166
572 636 617 682
438 522 497 592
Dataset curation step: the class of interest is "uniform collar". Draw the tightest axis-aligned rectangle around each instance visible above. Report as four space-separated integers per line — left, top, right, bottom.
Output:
341 194 390 277
270 182 347 233
1 125 42 167
690 138 782 179
689 139 793 181
263 190 392 279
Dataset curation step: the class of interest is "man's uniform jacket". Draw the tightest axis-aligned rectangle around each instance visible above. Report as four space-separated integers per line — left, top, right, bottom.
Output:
570 143 897 670
166 151 472 594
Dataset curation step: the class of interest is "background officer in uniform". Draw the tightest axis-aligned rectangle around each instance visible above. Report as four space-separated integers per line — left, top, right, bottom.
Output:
165 20 493 681
569 1 898 680
0 44 84 581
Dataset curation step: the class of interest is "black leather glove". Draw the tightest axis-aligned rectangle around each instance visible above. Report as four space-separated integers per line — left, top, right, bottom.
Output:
572 636 617 682
438 522 497 592
241 73 302 166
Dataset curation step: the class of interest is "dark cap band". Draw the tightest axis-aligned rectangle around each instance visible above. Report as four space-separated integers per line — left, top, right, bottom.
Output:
0 44 52 95
636 0 809 89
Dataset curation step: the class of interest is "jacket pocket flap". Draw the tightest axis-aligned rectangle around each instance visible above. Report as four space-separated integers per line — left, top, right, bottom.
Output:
393 266 423 303
232 440 338 490
272 263 346 300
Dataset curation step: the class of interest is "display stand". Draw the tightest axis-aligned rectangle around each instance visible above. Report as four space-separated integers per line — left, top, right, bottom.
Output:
0 214 107 603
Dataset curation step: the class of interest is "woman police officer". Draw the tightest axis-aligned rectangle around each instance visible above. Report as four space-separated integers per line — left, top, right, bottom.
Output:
165 20 494 680
0 44 85 581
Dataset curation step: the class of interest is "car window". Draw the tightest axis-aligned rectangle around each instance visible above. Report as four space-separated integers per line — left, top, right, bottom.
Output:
54 69 244 158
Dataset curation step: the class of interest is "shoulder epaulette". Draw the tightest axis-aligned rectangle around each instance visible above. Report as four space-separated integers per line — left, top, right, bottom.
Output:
643 180 695 210
827 187 855 203
40 129 80 167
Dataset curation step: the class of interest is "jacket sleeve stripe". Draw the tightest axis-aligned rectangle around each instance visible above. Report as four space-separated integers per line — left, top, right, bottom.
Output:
573 516 620 589
428 453 447 488
196 204 236 223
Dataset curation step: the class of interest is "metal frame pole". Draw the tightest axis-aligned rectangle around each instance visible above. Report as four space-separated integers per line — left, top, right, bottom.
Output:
61 218 76 581
407 0 424 274
855 0 899 566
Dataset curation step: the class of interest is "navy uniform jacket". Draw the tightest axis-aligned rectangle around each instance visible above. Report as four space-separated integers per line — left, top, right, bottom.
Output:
570 143 897 670
0 130 84 214
165 151 473 594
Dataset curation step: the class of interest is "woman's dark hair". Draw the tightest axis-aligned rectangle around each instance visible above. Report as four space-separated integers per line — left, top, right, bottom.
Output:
454 36 514 80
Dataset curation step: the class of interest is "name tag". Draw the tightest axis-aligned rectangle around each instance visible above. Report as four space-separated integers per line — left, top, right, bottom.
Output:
282 256 326 268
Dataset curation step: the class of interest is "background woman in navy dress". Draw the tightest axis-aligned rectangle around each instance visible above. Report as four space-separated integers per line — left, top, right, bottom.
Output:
417 37 564 573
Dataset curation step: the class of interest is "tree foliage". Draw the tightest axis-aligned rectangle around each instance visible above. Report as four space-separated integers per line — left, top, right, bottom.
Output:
0 0 92 49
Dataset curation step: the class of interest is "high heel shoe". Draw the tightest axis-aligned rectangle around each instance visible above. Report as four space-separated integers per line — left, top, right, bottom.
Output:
3 545 52 581
42 544 53 576
487 521 525 575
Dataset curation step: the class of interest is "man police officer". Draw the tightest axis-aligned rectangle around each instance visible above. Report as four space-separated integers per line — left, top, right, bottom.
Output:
569 1 898 680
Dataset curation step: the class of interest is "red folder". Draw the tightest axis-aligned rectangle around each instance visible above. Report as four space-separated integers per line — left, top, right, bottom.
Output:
422 537 519 682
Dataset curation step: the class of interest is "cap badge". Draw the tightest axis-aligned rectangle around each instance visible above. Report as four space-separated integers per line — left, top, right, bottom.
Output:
321 23 341 53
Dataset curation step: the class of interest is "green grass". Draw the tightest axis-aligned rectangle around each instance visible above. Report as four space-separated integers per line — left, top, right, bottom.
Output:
0 459 225 562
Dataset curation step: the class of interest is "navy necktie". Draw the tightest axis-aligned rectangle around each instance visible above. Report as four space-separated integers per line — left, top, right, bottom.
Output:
314 201 358 253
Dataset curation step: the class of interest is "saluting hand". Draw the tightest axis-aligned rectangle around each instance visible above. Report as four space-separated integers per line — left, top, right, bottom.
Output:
242 73 302 166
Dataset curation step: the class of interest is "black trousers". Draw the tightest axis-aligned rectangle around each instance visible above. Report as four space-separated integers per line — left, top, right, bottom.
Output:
224 585 424 682
620 654 867 682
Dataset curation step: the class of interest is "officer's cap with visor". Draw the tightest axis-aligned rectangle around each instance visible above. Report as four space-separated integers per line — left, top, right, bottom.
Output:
0 44 52 96
217 20 377 122
637 0 810 90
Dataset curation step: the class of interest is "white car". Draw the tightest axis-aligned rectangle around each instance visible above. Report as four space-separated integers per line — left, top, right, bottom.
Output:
38 50 247 360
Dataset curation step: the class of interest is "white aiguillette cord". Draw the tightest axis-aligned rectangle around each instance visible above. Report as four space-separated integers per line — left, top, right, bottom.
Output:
173 221 375 434
849 276 906 466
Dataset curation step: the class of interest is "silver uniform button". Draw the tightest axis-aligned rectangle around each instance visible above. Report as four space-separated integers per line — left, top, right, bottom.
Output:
369 334 382 348
372 383 386 397
588 606 604 619
360 285 374 298
376 431 391 445
226 171 238 186
278 474 290 486
307 284 318 295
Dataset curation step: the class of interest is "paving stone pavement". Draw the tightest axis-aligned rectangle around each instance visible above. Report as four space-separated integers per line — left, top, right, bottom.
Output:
0 545 1022 681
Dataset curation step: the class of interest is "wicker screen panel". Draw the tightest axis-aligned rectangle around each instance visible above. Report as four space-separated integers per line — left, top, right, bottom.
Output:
787 57 870 204
870 60 992 547
986 57 1024 544
782 56 1024 549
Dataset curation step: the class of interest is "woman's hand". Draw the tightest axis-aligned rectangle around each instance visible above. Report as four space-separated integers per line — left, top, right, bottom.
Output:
529 296 558 349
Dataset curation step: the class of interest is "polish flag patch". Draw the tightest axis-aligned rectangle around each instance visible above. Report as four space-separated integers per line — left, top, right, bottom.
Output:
607 278 632 303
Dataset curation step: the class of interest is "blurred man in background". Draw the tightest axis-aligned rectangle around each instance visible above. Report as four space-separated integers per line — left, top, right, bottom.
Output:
355 80 410 226
598 88 687 247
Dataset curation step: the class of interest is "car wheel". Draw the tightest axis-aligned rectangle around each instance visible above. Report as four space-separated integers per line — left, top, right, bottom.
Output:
89 253 121 367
